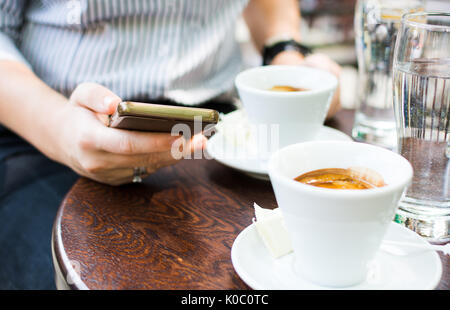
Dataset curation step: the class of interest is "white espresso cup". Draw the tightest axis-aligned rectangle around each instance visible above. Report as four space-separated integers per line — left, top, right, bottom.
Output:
235 65 337 149
268 141 413 287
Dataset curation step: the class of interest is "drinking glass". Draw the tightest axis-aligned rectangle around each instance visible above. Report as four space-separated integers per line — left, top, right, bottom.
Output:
393 12 450 242
353 0 424 149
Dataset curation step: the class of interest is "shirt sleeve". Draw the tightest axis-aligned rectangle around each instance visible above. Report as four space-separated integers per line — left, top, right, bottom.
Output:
0 0 31 67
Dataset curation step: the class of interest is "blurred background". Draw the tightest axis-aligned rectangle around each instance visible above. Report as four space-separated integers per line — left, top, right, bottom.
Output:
237 0 449 109
237 0 357 109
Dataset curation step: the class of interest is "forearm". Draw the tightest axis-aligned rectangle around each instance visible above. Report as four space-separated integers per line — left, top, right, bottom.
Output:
243 0 302 52
0 60 69 162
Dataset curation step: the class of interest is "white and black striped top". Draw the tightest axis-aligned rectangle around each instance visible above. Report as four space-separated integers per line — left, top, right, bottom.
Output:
0 0 249 104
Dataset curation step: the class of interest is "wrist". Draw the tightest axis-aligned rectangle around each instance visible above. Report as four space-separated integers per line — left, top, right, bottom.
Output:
262 36 312 66
52 99 80 165
35 94 72 164
270 50 305 66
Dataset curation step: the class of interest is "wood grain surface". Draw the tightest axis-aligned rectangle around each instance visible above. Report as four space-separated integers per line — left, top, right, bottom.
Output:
52 109 449 290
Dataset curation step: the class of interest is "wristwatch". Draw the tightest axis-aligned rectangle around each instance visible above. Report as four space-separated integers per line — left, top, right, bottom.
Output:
262 39 312 66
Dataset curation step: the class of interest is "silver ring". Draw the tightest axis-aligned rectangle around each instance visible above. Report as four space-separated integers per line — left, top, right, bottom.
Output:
132 167 146 183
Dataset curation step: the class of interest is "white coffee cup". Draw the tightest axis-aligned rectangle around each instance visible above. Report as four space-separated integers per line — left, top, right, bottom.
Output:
235 65 337 149
268 141 413 287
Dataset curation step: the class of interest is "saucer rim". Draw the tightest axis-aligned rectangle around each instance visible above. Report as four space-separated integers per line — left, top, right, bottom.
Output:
230 222 443 290
207 123 352 176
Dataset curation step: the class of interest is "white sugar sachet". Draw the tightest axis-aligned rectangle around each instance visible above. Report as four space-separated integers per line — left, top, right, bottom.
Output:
216 110 258 151
253 203 293 258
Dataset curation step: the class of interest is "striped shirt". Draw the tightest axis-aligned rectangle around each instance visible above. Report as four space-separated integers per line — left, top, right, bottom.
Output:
0 0 249 105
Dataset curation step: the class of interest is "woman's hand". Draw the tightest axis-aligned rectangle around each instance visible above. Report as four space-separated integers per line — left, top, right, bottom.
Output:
270 51 342 119
57 82 206 185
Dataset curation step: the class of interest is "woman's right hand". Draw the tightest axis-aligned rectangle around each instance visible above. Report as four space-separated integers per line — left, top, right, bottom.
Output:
56 82 206 185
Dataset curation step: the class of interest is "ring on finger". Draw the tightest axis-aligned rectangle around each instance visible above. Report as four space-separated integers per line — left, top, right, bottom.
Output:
132 166 147 183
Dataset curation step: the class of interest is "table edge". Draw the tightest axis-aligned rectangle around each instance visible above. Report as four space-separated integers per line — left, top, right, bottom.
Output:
52 193 88 290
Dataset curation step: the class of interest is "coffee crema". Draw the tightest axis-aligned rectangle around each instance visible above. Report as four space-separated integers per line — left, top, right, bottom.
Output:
269 85 309 92
294 168 385 190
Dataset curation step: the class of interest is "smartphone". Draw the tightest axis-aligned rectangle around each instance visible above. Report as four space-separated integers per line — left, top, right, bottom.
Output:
108 101 219 135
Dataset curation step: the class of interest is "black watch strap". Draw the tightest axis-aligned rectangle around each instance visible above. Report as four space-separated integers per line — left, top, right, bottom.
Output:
262 39 312 65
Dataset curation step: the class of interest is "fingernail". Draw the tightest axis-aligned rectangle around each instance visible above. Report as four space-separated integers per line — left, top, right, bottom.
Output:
103 96 121 114
104 96 115 108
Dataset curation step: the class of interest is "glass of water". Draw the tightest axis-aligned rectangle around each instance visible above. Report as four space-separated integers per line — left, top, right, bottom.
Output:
353 0 424 149
393 12 450 242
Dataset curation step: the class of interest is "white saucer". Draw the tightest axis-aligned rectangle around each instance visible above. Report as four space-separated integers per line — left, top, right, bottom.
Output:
231 222 442 290
206 110 352 180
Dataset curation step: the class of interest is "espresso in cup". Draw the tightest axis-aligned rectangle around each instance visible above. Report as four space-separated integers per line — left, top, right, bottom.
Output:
294 167 385 190
269 85 309 92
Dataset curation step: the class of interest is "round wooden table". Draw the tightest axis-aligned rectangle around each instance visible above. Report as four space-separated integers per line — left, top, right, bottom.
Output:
52 110 449 290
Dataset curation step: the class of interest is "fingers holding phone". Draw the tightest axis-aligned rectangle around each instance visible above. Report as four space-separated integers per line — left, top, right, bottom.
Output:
61 82 208 185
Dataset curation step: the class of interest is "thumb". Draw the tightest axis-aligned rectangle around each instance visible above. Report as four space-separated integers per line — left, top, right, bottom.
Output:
70 82 121 115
